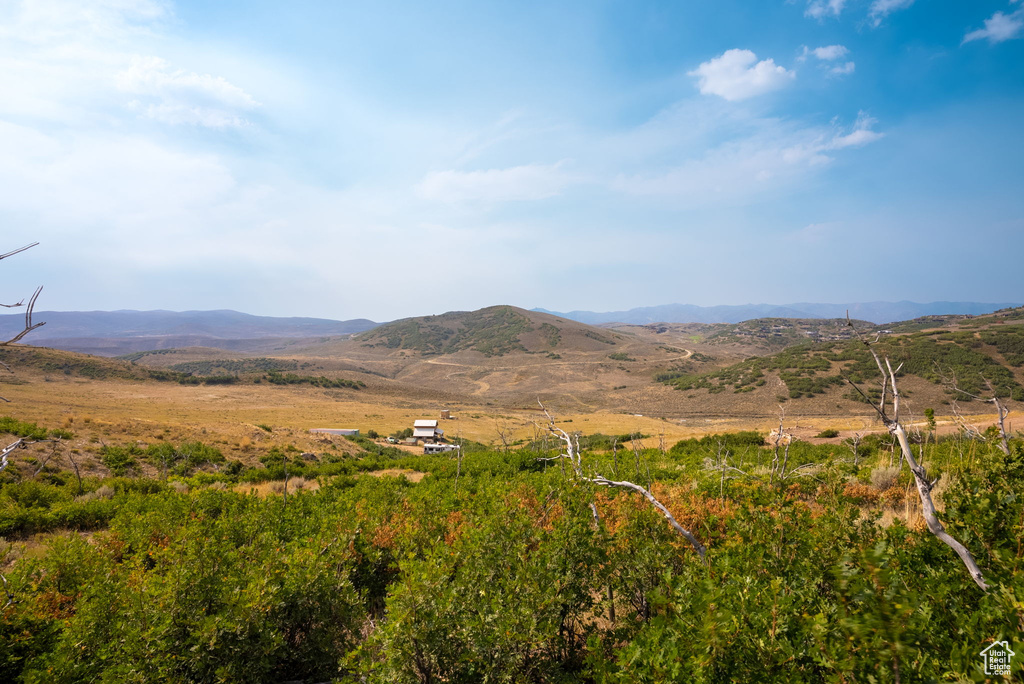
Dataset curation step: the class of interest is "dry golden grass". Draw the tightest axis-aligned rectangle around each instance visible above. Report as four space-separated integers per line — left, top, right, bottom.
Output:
0 358 1011 478
363 469 426 482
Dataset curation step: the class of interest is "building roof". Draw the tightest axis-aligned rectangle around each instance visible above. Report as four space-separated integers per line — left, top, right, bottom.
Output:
413 419 438 427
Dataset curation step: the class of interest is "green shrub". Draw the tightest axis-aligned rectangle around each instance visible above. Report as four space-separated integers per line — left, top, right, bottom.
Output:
99 445 140 476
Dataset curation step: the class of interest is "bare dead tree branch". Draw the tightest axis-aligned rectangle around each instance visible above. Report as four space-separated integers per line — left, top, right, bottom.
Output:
1 439 26 472
769 410 792 484
32 439 63 478
940 371 1012 456
846 314 989 591
1 243 45 345
0 243 38 262
847 432 863 467
537 398 707 561
591 476 707 560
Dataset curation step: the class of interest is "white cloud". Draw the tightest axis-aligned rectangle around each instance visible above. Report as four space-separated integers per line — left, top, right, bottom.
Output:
415 162 573 204
798 45 855 77
117 56 259 127
805 0 846 20
963 7 1024 45
0 2 259 130
869 0 915 27
826 112 883 149
829 61 856 76
689 49 795 102
612 111 883 202
811 45 849 61
0 0 171 44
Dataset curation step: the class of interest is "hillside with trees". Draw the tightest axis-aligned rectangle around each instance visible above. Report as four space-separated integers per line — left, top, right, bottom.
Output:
659 310 1024 412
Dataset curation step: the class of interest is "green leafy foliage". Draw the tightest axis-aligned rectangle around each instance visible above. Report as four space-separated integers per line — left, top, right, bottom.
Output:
661 327 1024 402
99 444 141 476
0 416 49 440
168 357 304 375
359 305 535 356
145 441 225 477
265 370 365 389
1 433 1021 682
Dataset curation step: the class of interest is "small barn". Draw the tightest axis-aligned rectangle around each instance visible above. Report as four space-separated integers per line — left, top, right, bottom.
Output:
413 419 444 443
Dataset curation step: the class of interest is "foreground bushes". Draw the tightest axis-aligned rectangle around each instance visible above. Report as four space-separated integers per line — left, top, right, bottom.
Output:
1 440 1022 682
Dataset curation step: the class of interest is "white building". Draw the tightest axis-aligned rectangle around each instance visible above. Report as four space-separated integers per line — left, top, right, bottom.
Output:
413 419 444 443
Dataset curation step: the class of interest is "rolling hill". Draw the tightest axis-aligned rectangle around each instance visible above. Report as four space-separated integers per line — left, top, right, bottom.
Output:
356 305 626 357
5 303 1022 421
656 306 1024 416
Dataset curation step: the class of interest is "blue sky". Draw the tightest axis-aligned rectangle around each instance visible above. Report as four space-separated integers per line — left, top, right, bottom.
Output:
1 0 1021 321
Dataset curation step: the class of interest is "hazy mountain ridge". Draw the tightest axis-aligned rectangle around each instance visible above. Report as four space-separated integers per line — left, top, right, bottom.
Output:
0 309 379 356
5 304 1023 418
535 301 1022 326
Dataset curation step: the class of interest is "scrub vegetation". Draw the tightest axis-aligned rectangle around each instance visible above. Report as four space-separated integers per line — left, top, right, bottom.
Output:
2 415 1022 682
662 328 1024 402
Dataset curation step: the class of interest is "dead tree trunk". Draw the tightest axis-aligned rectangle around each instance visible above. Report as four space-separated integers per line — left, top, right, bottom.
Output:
989 393 1011 457
847 320 989 591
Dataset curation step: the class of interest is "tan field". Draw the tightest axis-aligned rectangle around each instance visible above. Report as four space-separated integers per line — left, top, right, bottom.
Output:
1 358 1011 479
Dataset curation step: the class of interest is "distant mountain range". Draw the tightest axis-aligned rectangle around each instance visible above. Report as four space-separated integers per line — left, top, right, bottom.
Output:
3 302 1022 358
0 310 379 355
533 301 1023 326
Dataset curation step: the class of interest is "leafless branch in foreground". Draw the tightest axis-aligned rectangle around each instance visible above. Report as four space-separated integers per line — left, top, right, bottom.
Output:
0 243 39 262
537 399 706 561
942 372 1012 457
1 243 45 345
769 410 792 484
1 439 26 472
846 314 989 591
591 476 707 559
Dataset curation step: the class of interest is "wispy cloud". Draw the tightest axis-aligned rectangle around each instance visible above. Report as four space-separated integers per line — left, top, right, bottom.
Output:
828 61 856 76
689 49 795 102
117 56 260 127
0 0 172 44
799 45 855 77
805 0 846 20
826 111 883 149
869 0 916 27
963 4 1024 45
807 45 849 61
0 1 259 130
610 111 883 202
415 162 574 204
